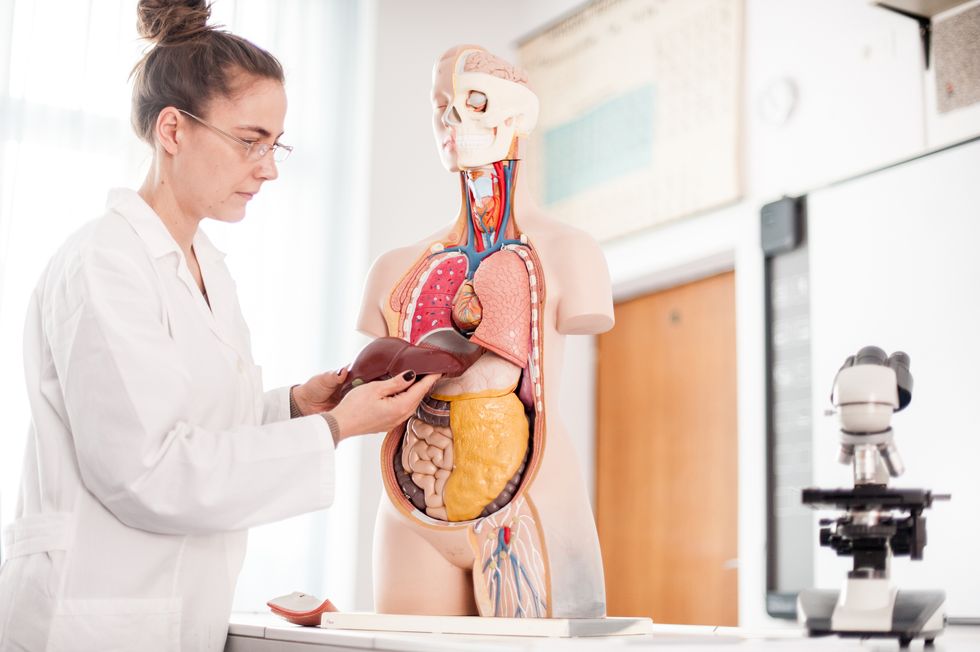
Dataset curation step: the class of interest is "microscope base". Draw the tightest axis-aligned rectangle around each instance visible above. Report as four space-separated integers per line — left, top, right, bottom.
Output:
798 587 946 648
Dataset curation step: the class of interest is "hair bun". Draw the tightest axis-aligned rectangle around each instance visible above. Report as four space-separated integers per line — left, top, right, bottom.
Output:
137 0 212 45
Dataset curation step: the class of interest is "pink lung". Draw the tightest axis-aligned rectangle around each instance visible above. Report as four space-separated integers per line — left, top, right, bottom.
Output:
471 250 531 368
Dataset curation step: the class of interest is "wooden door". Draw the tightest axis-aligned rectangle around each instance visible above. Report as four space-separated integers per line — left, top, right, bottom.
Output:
596 271 738 625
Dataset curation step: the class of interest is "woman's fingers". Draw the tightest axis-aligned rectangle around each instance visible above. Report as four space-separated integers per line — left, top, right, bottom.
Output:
314 368 348 392
398 374 440 404
375 370 418 397
331 373 442 440
375 372 440 405
294 368 351 414
386 374 441 423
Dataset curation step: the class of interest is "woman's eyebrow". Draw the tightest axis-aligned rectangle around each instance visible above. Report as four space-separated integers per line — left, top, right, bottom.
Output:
238 124 285 139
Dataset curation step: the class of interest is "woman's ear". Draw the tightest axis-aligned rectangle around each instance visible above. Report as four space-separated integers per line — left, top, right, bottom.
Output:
155 107 182 156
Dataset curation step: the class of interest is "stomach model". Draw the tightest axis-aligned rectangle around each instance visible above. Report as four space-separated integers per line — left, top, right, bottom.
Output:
380 236 550 619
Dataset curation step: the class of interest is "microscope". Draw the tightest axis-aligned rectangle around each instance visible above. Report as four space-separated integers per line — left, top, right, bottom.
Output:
797 346 948 648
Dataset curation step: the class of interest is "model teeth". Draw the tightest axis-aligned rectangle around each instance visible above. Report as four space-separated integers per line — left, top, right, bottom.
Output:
459 133 493 149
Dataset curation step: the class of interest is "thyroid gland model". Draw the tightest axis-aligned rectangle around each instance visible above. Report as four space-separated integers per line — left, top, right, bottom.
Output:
357 45 615 619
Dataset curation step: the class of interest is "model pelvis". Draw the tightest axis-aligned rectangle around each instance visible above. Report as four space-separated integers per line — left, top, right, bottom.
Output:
378 160 549 617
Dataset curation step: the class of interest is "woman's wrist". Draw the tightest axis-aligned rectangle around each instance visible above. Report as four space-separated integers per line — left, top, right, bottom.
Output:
289 384 303 418
322 411 341 446
292 385 340 445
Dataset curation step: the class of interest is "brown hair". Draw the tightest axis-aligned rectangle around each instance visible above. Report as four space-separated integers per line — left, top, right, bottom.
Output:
131 0 284 144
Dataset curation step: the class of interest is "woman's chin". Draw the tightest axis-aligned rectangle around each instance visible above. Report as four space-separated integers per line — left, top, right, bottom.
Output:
212 209 247 224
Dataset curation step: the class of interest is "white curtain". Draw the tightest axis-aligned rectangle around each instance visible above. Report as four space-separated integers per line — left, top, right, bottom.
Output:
0 0 373 612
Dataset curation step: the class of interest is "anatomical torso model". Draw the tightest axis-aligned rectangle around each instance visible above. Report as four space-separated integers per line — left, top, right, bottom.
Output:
357 46 615 619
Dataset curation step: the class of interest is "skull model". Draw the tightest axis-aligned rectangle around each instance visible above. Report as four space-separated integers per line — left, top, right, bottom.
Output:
441 48 540 169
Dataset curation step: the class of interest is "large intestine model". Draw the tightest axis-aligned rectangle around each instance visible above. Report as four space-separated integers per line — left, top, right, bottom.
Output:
356 46 615 619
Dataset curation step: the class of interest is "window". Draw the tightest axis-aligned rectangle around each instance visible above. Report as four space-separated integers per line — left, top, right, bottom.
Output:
0 0 372 612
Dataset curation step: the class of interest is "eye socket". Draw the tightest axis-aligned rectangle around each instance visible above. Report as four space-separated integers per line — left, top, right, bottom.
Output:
466 90 488 112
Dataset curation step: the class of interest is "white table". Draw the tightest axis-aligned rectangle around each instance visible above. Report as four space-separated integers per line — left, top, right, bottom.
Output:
225 613 980 651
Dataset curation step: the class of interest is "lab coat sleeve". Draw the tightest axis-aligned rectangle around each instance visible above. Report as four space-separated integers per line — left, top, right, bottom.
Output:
49 245 336 536
263 386 291 424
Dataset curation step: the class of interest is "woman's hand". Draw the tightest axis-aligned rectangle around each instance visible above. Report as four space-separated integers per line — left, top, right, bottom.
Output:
328 371 440 443
291 368 350 416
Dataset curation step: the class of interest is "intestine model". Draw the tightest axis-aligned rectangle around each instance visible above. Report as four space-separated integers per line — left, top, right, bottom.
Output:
357 45 615 619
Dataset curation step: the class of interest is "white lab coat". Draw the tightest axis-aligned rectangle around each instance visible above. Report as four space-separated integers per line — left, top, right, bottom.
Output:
0 189 336 651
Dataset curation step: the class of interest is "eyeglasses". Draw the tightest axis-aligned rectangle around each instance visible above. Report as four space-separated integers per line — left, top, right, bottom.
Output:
177 109 293 163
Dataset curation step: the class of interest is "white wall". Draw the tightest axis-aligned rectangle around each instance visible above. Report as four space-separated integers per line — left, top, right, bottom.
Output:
358 0 980 626
807 140 980 619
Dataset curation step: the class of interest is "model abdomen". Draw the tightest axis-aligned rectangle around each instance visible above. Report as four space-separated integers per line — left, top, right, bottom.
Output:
385 245 544 524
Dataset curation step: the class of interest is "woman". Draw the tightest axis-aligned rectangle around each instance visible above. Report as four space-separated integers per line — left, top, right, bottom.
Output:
0 2 436 650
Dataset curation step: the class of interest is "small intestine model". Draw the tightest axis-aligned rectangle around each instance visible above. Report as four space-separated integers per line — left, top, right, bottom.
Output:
356 45 615 619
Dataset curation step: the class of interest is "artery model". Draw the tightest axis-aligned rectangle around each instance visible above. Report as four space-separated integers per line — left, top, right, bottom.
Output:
357 46 615 619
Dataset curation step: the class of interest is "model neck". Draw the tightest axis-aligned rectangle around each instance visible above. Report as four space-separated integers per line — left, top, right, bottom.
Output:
457 159 520 252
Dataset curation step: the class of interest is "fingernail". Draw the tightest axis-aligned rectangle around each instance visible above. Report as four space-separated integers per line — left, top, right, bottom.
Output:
336 368 344 376
402 370 416 381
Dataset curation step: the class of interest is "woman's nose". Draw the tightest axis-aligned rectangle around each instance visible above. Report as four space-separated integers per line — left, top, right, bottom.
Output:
256 155 278 180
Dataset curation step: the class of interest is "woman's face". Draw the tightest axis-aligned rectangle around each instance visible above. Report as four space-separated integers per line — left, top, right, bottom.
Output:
175 76 287 223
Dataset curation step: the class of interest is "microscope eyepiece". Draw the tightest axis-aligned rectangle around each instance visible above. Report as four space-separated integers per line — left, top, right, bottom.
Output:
855 345 888 366
887 351 913 410
888 351 911 368
835 346 913 412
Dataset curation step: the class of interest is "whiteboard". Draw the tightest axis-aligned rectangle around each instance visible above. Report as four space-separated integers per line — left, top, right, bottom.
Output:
517 0 742 242
807 138 980 619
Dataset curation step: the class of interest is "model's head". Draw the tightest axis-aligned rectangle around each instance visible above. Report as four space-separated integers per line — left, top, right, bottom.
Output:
431 45 539 173
132 0 288 222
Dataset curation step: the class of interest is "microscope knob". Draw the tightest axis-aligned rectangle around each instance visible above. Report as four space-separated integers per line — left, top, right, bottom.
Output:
819 527 833 547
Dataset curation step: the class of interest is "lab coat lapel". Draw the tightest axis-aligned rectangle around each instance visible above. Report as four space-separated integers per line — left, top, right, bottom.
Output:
191 229 246 357
109 188 246 359
108 188 181 259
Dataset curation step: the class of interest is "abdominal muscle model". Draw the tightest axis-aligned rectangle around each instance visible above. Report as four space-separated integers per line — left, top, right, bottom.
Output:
357 45 615 619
